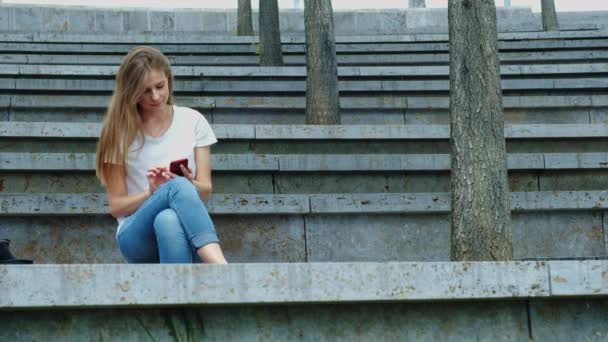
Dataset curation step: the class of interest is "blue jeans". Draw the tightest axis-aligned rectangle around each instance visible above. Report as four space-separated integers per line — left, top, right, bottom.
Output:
117 177 220 264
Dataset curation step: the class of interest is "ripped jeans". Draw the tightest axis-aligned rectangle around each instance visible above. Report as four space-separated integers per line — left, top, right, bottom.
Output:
116 177 220 263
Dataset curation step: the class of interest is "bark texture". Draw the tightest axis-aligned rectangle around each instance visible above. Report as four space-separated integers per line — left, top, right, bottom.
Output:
237 0 254 36
541 0 559 31
409 0 426 8
259 0 283 66
448 0 513 261
304 0 341 124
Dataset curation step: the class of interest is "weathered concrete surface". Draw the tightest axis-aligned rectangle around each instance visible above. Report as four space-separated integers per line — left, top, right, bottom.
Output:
309 191 608 214
2 191 607 215
530 298 608 342
512 211 605 259
0 5 599 35
548 260 608 296
0 262 550 308
2 122 607 141
305 214 450 262
0 193 310 215
1 63 605 78
0 215 306 264
0 301 531 341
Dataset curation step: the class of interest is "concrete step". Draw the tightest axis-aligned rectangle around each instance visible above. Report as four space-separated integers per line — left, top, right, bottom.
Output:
3 261 604 307
1 196 606 263
2 38 608 55
0 261 606 341
2 191 606 215
2 63 606 77
1 153 605 194
3 30 607 44
3 77 607 94
3 122 607 140
3 94 606 125
2 152 607 172
3 50 608 66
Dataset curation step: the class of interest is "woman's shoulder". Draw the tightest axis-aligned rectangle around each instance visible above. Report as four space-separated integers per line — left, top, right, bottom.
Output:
174 105 210 123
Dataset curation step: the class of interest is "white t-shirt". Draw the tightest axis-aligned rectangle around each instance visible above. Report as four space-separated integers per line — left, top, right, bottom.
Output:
116 105 217 229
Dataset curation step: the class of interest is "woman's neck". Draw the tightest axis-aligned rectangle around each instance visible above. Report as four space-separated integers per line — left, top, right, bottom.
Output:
140 104 171 124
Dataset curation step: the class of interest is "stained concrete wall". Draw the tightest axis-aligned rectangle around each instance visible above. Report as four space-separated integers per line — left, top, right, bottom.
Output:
1 300 607 341
0 4 603 35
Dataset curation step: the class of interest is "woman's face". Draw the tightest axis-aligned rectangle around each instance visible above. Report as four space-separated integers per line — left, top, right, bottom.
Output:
137 69 169 112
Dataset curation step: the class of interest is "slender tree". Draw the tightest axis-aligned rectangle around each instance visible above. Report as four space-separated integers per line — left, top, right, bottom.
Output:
304 0 341 124
541 0 559 31
237 0 254 36
448 0 513 261
409 0 426 8
259 0 283 66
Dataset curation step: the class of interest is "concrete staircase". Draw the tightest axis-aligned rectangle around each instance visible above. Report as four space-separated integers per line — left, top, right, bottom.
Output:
1 27 607 340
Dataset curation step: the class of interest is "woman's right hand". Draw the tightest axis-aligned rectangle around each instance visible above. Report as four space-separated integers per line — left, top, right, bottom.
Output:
147 166 173 194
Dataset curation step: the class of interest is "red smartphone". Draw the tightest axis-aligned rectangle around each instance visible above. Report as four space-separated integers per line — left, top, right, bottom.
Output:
169 158 188 177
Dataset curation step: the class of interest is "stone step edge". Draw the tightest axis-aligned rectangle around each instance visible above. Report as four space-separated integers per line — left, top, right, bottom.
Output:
0 29 604 44
2 94 607 109
0 261 604 308
1 63 606 76
1 191 606 215
2 122 607 140
2 152 608 171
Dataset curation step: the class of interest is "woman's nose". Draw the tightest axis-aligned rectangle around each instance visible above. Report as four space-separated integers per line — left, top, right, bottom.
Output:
151 90 160 101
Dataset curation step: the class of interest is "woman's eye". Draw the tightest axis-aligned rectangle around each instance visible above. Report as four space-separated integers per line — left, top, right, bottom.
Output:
156 84 164 89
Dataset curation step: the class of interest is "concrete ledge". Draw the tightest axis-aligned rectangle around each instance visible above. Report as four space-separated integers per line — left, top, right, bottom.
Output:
1 191 606 215
4 152 608 171
0 30 605 44
309 191 608 214
548 260 608 296
2 63 606 77
0 261 557 308
4 95 602 110
2 123 607 140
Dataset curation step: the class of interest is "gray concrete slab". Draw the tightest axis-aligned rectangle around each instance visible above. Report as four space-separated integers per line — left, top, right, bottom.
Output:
310 191 608 214
0 261 551 308
207 194 309 215
549 260 608 296
511 191 608 211
545 153 608 169
539 170 608 191
306 214 450 262
41 7 69 32
95 10 122 33
149 11 174 31
67 9 95 33
0 301 533 341
0 7 13 31
512 211 605 259
121 11 148 32
530 299 608 342
0 153 277 171
12 7 42 32
0 214 306 263
0 193 311 215
174 12 202 31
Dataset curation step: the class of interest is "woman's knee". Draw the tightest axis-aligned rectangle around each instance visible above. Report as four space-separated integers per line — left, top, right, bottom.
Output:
153 209 183 237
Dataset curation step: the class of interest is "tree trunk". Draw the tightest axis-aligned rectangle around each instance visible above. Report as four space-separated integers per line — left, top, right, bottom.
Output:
304 0 340 125
409 0 426 8
541 0 559 31
259 0 283 66
448 0 513 261
237 0 254 36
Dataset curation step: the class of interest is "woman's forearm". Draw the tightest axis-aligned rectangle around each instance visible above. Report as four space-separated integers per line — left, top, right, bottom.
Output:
109 189 151 218
192 179 212 200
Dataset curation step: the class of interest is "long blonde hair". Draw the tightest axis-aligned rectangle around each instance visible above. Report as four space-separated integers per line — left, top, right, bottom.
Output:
96 46 174 186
